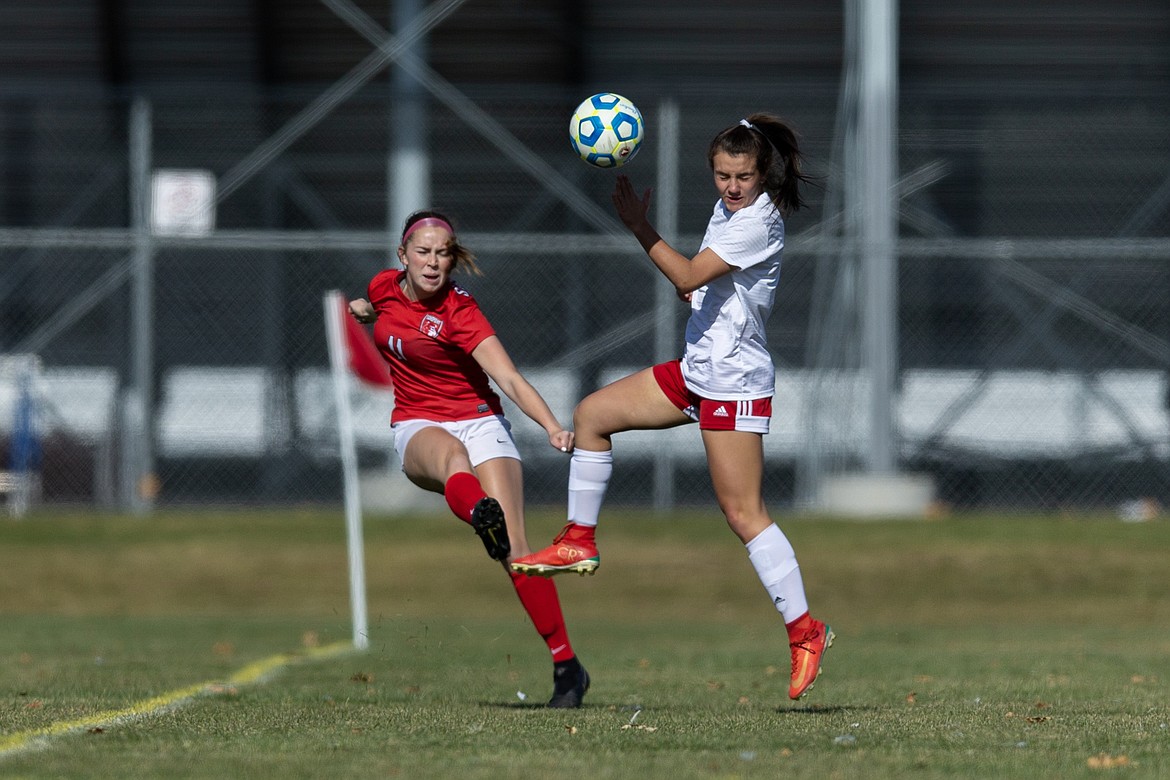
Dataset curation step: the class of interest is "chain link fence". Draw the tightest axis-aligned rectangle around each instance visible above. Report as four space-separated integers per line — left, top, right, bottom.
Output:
2 86 1169 515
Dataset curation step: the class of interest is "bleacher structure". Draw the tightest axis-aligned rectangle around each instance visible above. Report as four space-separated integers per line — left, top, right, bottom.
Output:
1 1 1169 512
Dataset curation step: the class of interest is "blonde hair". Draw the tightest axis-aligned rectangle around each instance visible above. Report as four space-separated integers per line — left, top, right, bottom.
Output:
400 209 481 276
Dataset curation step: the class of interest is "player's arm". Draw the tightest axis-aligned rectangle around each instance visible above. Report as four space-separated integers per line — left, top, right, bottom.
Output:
471 336 574 453
648 245 734 294
611 175 733 293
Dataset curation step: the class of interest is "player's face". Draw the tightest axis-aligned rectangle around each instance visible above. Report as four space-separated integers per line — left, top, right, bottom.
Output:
397 226 455 301
711 151 763 213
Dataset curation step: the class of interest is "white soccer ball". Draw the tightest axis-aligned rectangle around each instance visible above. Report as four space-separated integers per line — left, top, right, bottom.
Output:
569 93 644 169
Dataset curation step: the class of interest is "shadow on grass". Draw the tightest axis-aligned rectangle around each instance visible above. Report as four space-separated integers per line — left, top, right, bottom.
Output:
778 703 882 715
482 700 884 715
481 700 564 710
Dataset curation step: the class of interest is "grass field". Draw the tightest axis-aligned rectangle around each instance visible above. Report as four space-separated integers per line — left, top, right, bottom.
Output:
1 507 1168 778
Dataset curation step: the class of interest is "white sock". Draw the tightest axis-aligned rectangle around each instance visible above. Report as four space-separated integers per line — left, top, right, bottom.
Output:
746 523 809 624
566 448 613 528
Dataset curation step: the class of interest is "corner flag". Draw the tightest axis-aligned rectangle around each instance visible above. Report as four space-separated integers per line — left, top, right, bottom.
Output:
342 299 393 388
323 290 392 651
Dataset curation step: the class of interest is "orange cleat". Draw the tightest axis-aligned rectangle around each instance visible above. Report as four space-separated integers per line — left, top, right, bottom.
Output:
510 523 599 577
788 619 834 700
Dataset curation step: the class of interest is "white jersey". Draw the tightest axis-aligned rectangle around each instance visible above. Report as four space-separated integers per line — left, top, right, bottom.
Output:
681 192 784 400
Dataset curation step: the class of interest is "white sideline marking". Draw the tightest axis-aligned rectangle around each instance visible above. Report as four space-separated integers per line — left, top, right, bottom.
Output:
0 641 355 760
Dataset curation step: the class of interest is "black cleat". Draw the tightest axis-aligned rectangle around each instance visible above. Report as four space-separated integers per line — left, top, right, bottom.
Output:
548 658 590 709
470 496 510 562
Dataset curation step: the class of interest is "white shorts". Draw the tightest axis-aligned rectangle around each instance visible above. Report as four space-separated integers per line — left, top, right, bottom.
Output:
392 415 521 469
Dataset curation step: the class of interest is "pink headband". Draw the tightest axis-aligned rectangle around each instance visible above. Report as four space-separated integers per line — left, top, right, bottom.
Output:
402 216 454 244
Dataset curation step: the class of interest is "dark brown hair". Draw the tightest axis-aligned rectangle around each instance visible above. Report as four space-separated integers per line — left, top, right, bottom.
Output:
707 113 810 215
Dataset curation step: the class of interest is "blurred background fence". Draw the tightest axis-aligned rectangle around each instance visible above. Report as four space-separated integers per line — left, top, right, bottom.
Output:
1 0 1169 515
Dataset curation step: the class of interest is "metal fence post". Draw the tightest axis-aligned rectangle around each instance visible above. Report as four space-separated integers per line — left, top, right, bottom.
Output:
125 97 156 514
652 99 681 510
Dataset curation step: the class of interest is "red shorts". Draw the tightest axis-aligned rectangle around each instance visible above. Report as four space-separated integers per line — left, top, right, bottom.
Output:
651 359 772 433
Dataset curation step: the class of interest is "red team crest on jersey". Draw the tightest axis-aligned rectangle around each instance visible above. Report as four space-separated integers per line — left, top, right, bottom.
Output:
419 314 444 338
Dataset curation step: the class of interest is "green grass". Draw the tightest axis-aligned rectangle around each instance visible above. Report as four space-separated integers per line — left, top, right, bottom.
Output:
2 508 1168 778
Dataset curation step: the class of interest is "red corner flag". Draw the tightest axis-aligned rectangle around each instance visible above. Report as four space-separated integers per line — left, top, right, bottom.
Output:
339 298 393 388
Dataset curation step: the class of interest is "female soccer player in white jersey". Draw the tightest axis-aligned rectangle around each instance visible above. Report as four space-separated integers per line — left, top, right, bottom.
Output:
512 115 834 701
348 209 589 708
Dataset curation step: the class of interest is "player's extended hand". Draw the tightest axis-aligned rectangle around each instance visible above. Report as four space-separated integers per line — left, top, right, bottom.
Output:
611 175 652 232
549 429 575 454
348 298 376 324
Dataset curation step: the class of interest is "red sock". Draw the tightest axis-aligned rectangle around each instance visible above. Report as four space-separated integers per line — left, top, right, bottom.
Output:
443 472 486 525
785 611 813 640
509 570 575 663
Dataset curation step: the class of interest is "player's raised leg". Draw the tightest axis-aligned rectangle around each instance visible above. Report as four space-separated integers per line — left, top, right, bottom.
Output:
402 425 510 561
511 367 688 577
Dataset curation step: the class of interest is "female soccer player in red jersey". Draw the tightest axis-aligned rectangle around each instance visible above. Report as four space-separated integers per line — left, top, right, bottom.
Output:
349 209 588 707
512 115 834 701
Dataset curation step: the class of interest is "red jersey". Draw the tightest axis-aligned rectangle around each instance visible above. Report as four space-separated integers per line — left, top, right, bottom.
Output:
366 269 504 424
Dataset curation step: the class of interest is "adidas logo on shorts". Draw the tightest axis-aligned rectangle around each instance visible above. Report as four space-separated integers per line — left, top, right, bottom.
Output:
713 405 729 417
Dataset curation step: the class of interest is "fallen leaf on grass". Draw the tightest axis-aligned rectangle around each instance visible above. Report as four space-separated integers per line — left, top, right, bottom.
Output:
1086 753 1131 769
1025 716 1050 724
564 725 578 735
350 672 373 683
905 692 917 703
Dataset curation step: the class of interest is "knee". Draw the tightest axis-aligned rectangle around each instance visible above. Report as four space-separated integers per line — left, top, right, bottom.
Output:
718 500 770 543
719 502 747 531
572 399 601 437
444 449 474 478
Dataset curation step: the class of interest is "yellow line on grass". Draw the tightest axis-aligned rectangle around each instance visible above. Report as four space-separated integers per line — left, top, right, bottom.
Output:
0 641 355 759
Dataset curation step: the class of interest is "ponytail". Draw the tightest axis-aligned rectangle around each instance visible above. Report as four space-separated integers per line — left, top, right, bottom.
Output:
707 113 811 215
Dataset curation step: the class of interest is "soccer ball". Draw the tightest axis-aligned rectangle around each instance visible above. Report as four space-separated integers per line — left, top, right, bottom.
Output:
569 93 644 168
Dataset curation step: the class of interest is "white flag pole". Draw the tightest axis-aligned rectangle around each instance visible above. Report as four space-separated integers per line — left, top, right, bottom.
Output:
324 290 370 651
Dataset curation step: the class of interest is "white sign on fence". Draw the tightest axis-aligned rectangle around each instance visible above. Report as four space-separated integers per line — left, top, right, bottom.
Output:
151 169 216 236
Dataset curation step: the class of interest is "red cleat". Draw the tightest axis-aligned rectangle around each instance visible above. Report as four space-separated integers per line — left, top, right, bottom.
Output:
510 523 599 577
